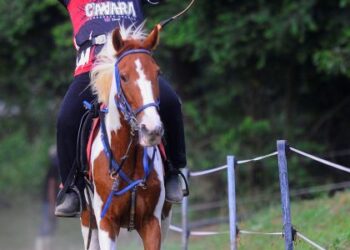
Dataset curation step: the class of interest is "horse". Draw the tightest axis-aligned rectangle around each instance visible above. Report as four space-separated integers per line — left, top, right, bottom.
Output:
80 24 172 250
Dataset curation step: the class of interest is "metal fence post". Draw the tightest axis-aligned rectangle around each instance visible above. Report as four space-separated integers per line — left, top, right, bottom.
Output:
181 168 190 250
227 155 237 250
277 140 293 250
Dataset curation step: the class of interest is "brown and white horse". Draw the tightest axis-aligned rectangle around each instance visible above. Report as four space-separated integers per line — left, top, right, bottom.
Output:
81 24 172 250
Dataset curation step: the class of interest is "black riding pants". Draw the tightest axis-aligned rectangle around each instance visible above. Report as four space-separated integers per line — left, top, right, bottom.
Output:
56 72 186 185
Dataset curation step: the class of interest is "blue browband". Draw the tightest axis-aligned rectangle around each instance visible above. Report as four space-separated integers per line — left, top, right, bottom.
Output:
114 49 160 130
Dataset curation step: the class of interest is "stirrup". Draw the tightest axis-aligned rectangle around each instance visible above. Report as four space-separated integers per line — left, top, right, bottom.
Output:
177 170 190 197
166 167 189 197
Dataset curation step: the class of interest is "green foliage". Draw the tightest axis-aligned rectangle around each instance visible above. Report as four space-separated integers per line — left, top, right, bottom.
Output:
147 0 350 200
0 129 51 195
0 0 70 195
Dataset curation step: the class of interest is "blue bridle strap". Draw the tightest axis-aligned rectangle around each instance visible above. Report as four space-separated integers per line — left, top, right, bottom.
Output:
100 179 144 218
134 101 160 116
114 49 160 127
116 49 153 65
100 146 156 219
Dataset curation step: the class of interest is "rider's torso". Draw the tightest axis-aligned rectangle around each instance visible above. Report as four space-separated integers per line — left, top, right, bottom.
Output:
60 0 145 76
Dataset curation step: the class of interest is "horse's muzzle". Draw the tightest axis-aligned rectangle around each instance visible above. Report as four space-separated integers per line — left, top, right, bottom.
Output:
139 124 164 146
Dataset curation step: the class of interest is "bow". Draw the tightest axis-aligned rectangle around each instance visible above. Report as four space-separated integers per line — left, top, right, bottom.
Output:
159 0 196 29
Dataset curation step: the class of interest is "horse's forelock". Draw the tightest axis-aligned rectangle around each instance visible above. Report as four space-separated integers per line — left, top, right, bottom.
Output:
90 23 148 105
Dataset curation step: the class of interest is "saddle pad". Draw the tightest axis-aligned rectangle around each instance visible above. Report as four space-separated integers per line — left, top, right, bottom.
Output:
86 117 100 175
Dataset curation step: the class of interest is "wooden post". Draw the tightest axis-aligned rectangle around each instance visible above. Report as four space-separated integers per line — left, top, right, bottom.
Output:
227 156 237 250
277 140 293 250
181 168 190 250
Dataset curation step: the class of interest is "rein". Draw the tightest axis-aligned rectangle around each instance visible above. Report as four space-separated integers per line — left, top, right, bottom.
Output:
98 49 160 222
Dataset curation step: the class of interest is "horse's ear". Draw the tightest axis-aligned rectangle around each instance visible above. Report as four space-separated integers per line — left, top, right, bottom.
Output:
144 25 161 51
112 28 124 52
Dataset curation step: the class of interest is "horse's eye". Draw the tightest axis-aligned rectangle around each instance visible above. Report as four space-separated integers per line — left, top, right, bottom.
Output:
120 74 129 83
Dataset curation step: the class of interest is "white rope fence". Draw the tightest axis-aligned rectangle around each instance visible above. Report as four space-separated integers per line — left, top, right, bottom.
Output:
175 142 348 250
290 147 350 174
170 225 283 237
296 232 326 250
190 151 278 177
171 225 327 250
190 147 350 177
190 165 227 177
239 230 283 236
237 151 278 165
170 225 229 236
240 229 326 250
170 225 327 250
289 146 349 249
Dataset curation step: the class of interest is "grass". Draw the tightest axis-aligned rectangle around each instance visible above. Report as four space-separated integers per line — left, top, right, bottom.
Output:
1 192 350 249
238 191 350 249
177 191 350 250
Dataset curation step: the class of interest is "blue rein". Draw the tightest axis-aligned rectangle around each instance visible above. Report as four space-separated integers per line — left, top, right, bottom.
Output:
100 49 160 218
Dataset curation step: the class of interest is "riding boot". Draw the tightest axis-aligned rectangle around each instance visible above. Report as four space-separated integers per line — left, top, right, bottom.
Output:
54 186 82 217
165 172 183 203
165 163 189 203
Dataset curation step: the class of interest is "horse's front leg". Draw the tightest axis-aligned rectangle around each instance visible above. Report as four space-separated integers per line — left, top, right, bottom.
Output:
138 216 161 250
81 209 100 250
161 201 172 244
93 193 120 250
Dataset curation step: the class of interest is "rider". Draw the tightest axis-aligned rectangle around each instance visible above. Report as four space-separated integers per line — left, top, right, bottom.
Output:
55 0 187 217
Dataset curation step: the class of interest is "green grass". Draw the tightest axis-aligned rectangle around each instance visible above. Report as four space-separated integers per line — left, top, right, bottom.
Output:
175 191 350 250
239 191 350 249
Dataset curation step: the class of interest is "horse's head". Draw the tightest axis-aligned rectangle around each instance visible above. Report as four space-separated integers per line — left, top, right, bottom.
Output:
92 25 163 147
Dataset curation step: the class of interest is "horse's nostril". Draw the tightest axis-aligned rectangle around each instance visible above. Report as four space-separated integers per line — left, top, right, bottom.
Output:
156 126 164 136
141 124 147 132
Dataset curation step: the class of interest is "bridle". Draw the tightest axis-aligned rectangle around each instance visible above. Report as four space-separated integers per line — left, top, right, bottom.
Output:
114 49 160 134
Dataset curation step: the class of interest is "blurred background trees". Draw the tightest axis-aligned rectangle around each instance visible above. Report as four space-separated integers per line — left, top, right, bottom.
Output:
1 0 350 200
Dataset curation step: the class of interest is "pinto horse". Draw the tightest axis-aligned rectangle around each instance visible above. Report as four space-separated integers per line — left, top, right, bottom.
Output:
81 25 172 250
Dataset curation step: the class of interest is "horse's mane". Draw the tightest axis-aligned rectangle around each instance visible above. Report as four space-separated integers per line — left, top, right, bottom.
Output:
90 23 148 105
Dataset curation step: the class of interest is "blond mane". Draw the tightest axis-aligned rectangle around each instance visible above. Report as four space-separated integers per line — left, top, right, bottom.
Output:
90 23 148 105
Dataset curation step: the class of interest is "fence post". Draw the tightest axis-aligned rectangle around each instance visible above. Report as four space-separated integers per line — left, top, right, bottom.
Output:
227 155 237 250
277 140 293 250
181 168 190 250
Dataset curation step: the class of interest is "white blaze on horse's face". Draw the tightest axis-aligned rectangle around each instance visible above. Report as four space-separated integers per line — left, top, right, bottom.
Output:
134 58 163 146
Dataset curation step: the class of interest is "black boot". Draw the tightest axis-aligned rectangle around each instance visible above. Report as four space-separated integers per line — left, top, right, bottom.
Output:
54 186 82 217
165 164 189 203
165 172 183 203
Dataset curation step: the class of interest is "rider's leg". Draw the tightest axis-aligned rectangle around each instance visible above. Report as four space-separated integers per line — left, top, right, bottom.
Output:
158 75 187 203
55 72 94 217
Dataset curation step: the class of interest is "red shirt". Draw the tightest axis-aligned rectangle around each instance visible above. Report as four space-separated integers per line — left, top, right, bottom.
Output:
59 0 145 76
